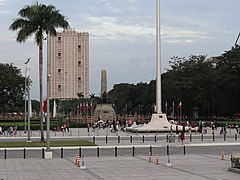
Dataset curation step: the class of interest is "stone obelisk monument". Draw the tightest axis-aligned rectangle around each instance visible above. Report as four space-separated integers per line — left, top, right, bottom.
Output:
94 69 116 121
101 69 107 97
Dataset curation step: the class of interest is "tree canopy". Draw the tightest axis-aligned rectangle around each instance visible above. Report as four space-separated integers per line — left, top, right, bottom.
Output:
108 46 240 119
0 63 25 113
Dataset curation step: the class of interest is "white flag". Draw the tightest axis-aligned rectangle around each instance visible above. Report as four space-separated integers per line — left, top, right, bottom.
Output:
25 64 30 78
53 99 57 118
29 100 32 117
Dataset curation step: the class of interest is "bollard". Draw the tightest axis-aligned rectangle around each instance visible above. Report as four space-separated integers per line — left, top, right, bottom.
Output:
115 147 117 157
106 136 108 143
183 145 186 155
23 148 26 159
130 136 133 143
93 136 96 143
235 134 237 141
190 134 192 142
213 132 215 141
166 135 168 142
149 151 152 163
150 146 152 156
154 135 157 142
97 147 100 157
167 145 169 156
118 136 120 143
221 150 224 160
79 147 82 158
166 155 171 167
132 146 135 157
224 133 226 141
201 134 203 141
142 135 144 143
42 148 44 159
4 149 6 159
61 148 63 158
155 153 159 165
80 155 86 169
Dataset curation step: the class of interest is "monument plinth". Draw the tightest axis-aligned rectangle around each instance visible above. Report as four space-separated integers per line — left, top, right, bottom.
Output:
94 69 116 121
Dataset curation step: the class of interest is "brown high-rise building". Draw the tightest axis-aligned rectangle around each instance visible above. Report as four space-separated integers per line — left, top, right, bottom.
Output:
48 28 89 99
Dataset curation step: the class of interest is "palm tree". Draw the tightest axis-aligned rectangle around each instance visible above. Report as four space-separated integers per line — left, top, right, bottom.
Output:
9 2 69 141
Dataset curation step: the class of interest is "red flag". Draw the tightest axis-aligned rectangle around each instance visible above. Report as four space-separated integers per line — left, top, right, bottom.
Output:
178 101 182 109
42 98 47 113
90 102 92 110
80 103 83 110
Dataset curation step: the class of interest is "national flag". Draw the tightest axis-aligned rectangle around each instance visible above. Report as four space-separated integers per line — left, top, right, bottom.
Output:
178 101 182 109
90 102 93 110
86 103 88 109
53 99 57 118
25 63 30 78
29 100 32 117
80 103 83 110
42 97 47 113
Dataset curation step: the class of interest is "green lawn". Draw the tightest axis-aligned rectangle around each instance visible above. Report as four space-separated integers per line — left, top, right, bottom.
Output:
0 140 96 148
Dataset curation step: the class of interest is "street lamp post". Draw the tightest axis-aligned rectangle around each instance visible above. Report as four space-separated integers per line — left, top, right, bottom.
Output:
45 34 52 159
25 58 31 142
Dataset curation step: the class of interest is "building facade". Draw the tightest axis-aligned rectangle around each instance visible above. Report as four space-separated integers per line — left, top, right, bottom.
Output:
48 29 89 99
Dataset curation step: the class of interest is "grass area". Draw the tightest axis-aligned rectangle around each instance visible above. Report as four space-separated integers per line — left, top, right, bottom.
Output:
0 140 96 148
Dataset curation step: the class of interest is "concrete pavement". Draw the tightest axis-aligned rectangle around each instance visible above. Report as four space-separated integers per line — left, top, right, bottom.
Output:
0 128 240 179
0 154 238 180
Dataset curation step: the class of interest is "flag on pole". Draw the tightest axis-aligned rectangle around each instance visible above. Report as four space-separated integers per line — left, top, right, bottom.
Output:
25 63 30 78
178 101 182 109
42 97 47 113
53 99 57 118
86 103 88 109
165 102 168 113
29 100 32 117
90 102 93 110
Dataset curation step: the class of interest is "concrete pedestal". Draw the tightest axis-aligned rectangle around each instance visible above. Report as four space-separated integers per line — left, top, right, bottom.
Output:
45 151 53 159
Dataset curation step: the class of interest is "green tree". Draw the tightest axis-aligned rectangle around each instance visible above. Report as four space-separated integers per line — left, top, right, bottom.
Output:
0 63 25 114
9 2 69 141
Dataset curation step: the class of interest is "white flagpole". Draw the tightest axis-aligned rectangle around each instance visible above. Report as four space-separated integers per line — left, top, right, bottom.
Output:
156 0 162 113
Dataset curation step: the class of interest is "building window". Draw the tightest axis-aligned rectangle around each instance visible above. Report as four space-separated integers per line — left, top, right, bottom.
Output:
58 53 61 57
78 77 81 81
58 85 61 90
58 69 61 73
78 61 81 66
78 44 81 49
58 36 61 41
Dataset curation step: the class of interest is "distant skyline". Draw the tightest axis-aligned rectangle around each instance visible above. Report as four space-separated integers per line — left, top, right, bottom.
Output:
1 0 240 100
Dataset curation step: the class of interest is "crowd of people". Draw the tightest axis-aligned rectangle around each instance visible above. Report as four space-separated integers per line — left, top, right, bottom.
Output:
0 125 17 136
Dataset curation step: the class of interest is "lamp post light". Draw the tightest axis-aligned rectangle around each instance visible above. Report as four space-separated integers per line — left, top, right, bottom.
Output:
45 34 52 159
24 58 31 142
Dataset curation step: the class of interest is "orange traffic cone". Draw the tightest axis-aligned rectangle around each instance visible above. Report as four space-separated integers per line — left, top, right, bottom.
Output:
77 155 80 167
221 150 224 160
155 153 159 165
75 154 78 165
149 152 152 163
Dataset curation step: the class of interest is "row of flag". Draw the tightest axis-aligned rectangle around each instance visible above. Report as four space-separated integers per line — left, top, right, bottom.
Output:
154 101 182 113
42 99 93 118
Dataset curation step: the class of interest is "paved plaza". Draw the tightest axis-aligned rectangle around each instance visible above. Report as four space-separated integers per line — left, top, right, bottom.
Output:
0 127 239 179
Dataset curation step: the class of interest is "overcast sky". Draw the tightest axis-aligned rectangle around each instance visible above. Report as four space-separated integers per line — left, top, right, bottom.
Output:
1 0 240 100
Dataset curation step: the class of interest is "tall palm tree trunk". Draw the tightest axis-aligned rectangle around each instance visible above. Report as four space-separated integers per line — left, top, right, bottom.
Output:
39 37 44 142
